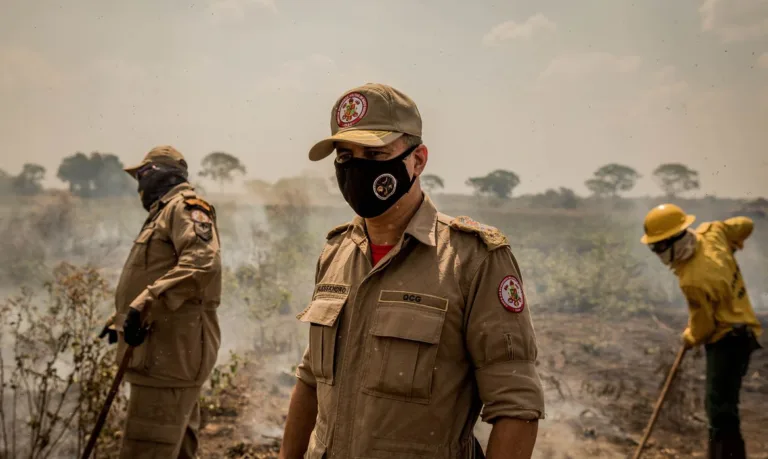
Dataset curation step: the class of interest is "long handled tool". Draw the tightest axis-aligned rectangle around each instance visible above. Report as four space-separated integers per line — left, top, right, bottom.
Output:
80 346 133 459
82 304 152 459
631 345 688 459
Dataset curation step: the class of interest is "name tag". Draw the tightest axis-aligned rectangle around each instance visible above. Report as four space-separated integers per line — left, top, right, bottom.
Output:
378 290 449 311
314 283 350 297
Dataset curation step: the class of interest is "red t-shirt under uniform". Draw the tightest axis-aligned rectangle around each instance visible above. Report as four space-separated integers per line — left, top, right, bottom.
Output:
371 243 394 266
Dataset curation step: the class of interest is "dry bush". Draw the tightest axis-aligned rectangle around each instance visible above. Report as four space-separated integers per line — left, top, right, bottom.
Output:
0 263 125 458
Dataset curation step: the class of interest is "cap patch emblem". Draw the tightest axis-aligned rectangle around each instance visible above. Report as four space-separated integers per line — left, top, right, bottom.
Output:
337 92 368 128
498 275 525 313
373 173 397 200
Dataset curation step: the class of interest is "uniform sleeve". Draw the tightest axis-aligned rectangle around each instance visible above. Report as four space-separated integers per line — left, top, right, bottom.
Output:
681 285 717 346
129 202 221 312
465 247 545 423
295 344 317 388
721 217 754 250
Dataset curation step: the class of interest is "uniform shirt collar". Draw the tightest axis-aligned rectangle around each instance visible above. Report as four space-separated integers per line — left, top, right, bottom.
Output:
349 193 438 248
160 182 193 204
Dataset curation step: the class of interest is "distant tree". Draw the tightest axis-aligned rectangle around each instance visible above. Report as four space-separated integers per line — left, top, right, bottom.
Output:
57 152 134 198
57 152 93 196
653 163 700 197
585 178 615 197
466 169 520 200
421 174 445 194
0 169 12 196
12 163 46 196
533 187 579 209
585 163 640 197
91 153 134 197
199 152 246 190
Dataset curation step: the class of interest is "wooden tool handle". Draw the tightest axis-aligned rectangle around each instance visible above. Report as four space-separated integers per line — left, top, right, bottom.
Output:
631 345 687 459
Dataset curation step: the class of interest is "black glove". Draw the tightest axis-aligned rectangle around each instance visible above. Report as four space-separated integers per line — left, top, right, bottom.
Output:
98 325 118 345
123 308 148 347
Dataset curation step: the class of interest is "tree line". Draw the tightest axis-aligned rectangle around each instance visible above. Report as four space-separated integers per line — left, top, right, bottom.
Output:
0 151 698 201
0 151 248 198
444 162 700 200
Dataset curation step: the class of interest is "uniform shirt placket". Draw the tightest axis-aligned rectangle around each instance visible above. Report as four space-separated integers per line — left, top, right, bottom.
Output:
330 234 410 458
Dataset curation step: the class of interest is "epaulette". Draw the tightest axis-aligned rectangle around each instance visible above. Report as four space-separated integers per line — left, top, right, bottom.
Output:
449 215 509 250
326 222 352 240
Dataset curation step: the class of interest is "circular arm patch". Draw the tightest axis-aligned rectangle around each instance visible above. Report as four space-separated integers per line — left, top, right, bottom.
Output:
498 275 525 313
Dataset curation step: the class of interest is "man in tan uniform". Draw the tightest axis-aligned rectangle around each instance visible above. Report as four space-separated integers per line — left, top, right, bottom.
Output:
105 146 222 459
279 84 545 459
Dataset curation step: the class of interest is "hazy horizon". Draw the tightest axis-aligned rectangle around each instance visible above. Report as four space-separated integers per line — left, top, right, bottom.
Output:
2 0 767 199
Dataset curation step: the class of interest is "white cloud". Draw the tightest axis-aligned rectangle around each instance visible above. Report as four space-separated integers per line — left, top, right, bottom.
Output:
0 46 66 91
207 0 277 23
699 0 768 42
482 14 556 46
540 52 642 79
758 52 768 68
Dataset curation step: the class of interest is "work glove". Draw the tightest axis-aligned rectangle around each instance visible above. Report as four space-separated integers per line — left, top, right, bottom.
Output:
122 307 149 347
98 324 118 345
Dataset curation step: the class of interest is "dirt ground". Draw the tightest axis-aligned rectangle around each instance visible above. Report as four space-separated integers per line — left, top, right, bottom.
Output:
198 312 768 459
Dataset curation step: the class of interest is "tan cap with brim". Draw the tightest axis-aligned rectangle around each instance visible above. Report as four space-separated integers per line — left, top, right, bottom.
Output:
124 145 188 178
308 83 422 162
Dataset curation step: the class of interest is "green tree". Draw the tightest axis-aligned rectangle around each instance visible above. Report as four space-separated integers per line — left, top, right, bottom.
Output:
466 170 520 200
421 174 445 194
652 163 700 197
199 152 246 190
585 163 640 197
12 163 46 196
57 152 134 198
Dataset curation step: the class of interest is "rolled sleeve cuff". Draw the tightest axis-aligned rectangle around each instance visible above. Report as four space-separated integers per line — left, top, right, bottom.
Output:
128 289 156 312
295 363 317 389
476 360 545 422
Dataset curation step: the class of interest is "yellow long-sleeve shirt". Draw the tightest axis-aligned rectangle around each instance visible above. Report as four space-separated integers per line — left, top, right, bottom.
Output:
673 217 763 346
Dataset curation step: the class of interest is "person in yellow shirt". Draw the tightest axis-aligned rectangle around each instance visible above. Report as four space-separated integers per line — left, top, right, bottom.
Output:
641 203 763 459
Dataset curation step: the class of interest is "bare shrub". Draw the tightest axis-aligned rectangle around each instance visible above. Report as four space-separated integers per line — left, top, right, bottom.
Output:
0 263 125 458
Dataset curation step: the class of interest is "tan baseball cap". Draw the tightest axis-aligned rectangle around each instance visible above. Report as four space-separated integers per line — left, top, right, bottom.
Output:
124 145 188 178
308 83 422 161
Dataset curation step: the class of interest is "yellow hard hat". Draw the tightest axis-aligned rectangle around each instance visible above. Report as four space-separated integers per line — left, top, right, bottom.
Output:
640 203 696 244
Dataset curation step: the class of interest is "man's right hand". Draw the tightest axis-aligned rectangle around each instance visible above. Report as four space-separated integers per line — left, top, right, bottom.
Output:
123 307 149 347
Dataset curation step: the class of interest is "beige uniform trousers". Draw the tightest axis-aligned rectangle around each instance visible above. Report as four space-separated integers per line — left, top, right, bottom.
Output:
119 385 202 459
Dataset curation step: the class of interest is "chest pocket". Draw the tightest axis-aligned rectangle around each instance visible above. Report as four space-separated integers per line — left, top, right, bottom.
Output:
299 295 346 385
129 225 155 268
363 292 448 404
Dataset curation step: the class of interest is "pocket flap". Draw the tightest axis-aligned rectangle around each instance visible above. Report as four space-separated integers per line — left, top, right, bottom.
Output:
370 304 445 344
299 297 345 327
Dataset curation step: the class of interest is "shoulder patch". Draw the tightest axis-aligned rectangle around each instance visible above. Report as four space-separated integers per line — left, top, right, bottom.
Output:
326 223 352 240
449 216 509 250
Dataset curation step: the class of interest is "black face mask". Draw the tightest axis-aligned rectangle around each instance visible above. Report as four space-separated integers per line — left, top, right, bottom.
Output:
334 144 419 219
137 164 189 211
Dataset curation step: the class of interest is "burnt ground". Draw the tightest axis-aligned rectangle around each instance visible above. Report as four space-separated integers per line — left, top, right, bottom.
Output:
197 312 768 459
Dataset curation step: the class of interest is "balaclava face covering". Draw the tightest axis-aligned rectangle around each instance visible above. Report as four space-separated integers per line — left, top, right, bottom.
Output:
657 229 697 266
334 144 419 219
137 163 189 211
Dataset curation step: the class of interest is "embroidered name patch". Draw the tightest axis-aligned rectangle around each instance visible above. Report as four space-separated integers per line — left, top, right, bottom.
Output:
315 284 349 296
498 275 525 313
